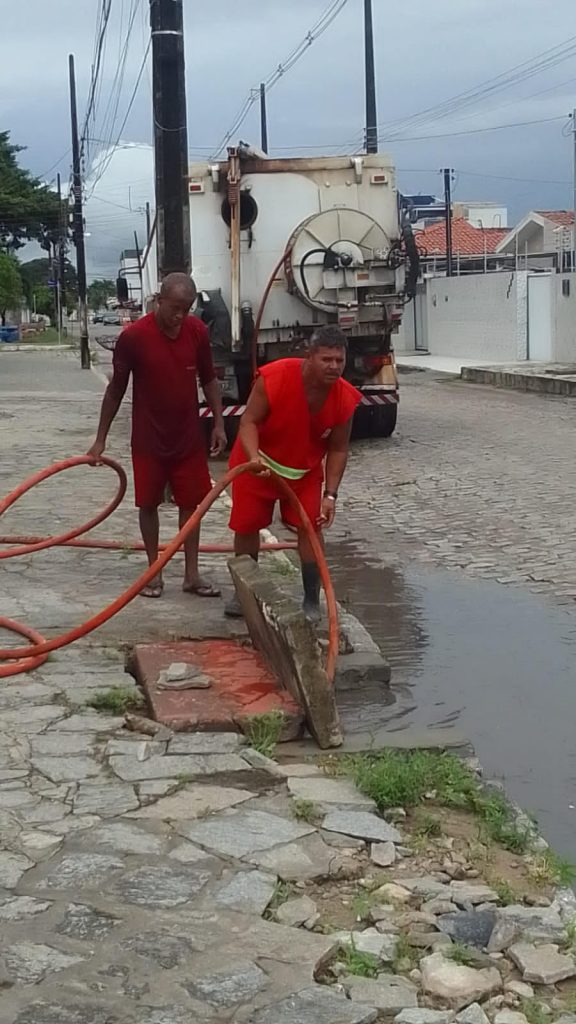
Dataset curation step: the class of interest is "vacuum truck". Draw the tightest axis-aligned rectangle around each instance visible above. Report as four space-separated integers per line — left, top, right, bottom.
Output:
141 144 419 440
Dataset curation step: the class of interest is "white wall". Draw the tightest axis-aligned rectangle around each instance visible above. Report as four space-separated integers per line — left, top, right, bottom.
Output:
424 273 526 361
552 274 576 362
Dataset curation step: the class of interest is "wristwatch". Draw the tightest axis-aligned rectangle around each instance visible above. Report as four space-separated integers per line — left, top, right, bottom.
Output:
323 491 338 501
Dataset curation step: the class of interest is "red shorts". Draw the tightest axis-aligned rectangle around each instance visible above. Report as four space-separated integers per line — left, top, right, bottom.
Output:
132 452 211 509
229 468 322 534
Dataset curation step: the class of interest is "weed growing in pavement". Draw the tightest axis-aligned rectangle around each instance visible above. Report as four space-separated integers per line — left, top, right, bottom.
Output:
491 878 516 906
392 933 419 973
265 880 295 917
345 750 532 854
414 813 442 838
338 943 380 979
86 687 144 715
563 920 576 952
528 850 576 888
522 1000 552 1024
244 711 286 758
291 799 319 824
352 891 373 923
449 944 477 967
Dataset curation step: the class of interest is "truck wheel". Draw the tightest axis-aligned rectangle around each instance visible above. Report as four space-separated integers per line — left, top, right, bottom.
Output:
353 403 397 438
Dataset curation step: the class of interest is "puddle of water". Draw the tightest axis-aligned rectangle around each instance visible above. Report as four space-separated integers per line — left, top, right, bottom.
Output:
327 539 576 859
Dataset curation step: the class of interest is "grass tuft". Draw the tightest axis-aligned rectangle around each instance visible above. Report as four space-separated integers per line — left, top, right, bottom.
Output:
291 799 319 824
86 687 144 715
244 711 286 758
522 1000 551 1024
528 850 576 888
449 943 477 967
338 942 380 978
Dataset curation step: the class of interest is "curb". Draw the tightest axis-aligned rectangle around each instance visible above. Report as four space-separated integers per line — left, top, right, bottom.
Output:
462 366 576 396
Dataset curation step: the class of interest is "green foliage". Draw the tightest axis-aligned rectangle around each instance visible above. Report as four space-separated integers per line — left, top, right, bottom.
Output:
0 132 60 251
19 257 78 317
88 279 116 310
449 944 477 967
338 942 380 978
86 687 144 715
244 711 286 758
0 251 22 323
291 799 318 824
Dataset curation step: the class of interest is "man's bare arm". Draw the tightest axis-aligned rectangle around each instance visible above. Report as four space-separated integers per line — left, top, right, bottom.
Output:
320 418 353 527
203 377 226 455
87 367 130 460
238 376 270 463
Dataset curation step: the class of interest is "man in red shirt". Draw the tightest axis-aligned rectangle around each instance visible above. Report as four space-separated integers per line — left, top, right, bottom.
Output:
227 325 361 622
88 273 226 598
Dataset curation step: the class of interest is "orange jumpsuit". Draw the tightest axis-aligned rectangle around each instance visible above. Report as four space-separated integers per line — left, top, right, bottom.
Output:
229 358 361 533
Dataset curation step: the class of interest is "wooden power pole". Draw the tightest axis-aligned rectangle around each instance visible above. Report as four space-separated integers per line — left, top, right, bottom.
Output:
150 0 191 280
68 54 90 368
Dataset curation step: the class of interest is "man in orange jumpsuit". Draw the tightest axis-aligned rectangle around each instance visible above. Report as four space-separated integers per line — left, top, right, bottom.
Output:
226 325 361 622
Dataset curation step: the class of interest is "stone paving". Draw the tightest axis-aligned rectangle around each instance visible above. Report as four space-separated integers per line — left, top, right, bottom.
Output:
335 370 576 606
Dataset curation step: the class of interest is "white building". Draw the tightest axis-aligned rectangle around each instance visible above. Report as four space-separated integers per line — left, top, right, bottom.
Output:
118 249 142 307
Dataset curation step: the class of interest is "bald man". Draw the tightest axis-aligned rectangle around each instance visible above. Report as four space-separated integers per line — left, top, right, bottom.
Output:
88 273 226 598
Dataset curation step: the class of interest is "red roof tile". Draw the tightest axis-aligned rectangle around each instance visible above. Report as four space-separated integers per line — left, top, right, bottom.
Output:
415 218 509 257
535 210 574 226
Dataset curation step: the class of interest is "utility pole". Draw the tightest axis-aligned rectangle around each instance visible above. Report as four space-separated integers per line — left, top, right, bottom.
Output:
134 230 143 302
57 173 67 334
364 0 378 154
571 108 576 272
145 201 151 244
443 168 454 278
68 54 90 368
260 83 268 153
150 0 191 280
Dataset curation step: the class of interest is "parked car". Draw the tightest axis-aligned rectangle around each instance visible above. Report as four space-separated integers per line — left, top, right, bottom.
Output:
102 314 122 326
92 313 104 324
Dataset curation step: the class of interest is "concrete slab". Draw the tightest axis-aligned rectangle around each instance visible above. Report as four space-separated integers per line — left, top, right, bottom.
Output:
229 556 342 749
133 638 303 734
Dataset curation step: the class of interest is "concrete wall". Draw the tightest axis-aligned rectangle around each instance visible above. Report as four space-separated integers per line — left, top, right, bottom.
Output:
552 274 576 363
423 273 525 361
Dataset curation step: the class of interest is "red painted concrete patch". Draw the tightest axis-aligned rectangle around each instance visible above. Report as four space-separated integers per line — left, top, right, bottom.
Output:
132 639 304 735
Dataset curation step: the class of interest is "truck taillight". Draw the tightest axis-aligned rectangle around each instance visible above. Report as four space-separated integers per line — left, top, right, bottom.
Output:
363 355 392 372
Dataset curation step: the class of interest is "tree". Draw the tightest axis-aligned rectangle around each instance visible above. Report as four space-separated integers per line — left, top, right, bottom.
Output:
0 252 22 325
20 258 78 318
0 132 60 252
87 279 116 311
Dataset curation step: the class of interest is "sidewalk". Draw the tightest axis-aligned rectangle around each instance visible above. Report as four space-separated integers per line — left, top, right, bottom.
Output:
1 352 576 1023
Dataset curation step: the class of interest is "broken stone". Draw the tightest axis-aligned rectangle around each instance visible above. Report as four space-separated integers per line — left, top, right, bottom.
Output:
375 882 413 904
345 974 419 1013
163 661 197 682
241 748 285 774
420 952 502 1010
109 752 247 781
456 1003 491 1024
409 931 449 949
437 910 497 950
322 809 402 844
181 809 314 858
56 903 120 940
37 853 124 889
275 894 318 927
494 1013 529 1024
508 943 576 985
19 830 63 861
168 733 243 755
169 842 213 864
127 932 196 969
184 961 268 1008
322 830 366 850
371 841 396 867
157 672 212 690
249 984 378 1023
449 882 498 906
395 1012 454 1024
78 822 166 856
3 942 86 984
215 870 277 916
423 899 460 916
0 896 51 921
50 713 124 732
0 851 34 889
488 918 519 953
73 782 139 817
505 981 534 1000
114 864 211 908
246 832 359 882
132 784 254 820
287 776 375 808
31 733 96 756
496 905 565 943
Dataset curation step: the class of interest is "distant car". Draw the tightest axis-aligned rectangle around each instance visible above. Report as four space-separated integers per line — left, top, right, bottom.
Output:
92 313 104 324
102 314 122 326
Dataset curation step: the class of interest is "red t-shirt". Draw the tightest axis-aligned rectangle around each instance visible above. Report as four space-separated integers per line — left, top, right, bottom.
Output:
111 313 216 460
230 358 361 475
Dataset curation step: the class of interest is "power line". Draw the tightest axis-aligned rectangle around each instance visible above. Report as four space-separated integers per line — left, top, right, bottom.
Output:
80 0 114 162
377 115 565 145
211 0 350 158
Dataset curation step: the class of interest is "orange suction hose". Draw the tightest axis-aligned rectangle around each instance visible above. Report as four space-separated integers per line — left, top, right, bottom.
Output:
0 457 338 682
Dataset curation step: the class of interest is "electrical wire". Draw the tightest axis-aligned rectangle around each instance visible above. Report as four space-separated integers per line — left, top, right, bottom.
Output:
80 0 114 163
211 0 350 158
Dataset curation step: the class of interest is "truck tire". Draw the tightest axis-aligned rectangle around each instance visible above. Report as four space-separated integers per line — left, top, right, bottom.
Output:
353 403 397 438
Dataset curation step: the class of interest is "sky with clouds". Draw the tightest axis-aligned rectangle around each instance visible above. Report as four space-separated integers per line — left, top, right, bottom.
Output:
2 0 575 280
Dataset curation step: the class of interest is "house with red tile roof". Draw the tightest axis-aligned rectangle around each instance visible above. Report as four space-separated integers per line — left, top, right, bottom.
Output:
416 218 509 258
496 211 574 262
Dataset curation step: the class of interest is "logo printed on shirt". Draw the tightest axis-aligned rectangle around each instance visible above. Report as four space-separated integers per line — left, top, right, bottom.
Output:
321 428 332 439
